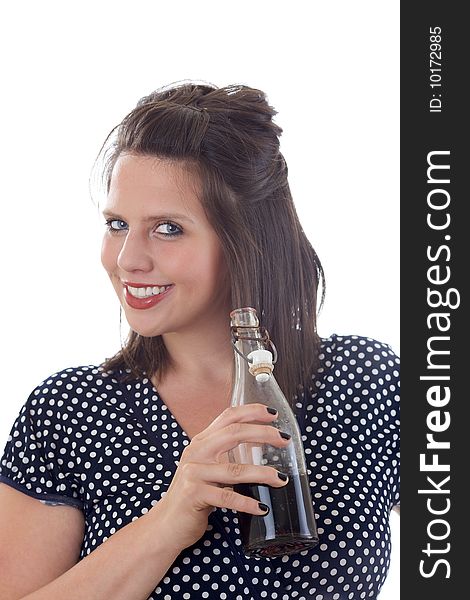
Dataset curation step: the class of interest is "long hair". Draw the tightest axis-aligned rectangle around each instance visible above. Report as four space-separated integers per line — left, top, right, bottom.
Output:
94 80 325 406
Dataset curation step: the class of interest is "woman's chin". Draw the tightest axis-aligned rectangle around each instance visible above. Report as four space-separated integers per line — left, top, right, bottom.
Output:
126 323 166 338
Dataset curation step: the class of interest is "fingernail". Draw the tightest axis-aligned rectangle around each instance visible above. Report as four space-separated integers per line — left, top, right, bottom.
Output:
258 502 270 514
279 431 291 440
277 471 288 482
266 407 277 415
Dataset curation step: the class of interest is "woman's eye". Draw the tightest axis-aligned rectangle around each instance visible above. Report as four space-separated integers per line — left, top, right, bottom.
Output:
156 222 183 237
105 219 127 231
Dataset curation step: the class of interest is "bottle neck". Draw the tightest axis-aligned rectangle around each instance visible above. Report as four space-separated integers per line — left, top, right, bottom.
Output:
233 327 266 377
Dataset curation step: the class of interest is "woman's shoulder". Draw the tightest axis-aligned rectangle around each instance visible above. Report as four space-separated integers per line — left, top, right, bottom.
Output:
9 364 141 440
22 363 132 412
318 332 400 370
31 363 130 390
313 332 400 397
311 333 400 441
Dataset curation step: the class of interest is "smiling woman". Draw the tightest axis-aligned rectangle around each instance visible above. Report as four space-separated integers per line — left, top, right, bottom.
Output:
100 155 232 347
0 81 399 600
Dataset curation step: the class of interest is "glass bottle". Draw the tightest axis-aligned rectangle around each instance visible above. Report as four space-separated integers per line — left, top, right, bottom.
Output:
228 307 319 558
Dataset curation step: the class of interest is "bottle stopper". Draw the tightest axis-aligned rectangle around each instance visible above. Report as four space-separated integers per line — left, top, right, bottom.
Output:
247 349 274 382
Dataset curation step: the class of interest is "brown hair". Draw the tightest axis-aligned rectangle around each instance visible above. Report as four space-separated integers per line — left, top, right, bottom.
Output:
94 80 325 405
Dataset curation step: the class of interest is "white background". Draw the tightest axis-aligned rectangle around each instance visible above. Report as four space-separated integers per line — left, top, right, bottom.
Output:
0 1 399 597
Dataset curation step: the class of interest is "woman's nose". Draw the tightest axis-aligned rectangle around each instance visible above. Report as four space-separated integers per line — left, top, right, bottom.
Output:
117 231 154 273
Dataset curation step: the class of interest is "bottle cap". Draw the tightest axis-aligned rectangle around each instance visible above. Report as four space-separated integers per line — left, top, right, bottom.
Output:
247 349 274 382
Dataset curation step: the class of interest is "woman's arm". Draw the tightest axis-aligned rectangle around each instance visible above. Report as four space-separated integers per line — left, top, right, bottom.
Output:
0 484 180 600
23 507 180 600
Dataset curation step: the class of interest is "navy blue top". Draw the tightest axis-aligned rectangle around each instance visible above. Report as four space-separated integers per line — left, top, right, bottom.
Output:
0 334 400 599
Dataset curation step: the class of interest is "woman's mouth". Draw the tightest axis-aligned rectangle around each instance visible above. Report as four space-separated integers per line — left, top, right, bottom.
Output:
123 284 174 309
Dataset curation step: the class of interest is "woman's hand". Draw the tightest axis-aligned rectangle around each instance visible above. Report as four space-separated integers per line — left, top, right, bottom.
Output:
149 404 290 553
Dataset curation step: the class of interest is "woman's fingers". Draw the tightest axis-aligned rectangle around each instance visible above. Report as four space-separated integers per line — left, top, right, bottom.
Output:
187 421 291 461
190 461 289 515
200 483 273 516
199 403 279 436
150 406 292 550
181 461 290 489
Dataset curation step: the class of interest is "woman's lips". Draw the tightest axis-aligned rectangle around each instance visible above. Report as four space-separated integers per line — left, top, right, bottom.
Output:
123 284 174 310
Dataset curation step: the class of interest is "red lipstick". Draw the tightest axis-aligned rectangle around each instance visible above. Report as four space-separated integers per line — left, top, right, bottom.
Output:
123 283 174 310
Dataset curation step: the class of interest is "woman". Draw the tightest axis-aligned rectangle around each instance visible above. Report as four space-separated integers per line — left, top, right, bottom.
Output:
0 81 400 599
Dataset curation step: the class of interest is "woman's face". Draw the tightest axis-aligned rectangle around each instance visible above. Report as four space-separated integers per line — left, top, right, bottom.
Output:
101 154 231 338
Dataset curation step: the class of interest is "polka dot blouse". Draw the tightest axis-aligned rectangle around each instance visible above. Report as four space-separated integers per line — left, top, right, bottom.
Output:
0 334 400 599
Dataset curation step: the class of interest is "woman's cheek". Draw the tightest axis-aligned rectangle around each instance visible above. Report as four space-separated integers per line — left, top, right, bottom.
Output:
161 245 200 276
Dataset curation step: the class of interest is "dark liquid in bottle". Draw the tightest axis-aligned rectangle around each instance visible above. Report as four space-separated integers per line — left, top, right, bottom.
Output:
234 472 319 558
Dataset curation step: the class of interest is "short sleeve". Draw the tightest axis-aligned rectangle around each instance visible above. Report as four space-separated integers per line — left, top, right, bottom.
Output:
0 383 84 510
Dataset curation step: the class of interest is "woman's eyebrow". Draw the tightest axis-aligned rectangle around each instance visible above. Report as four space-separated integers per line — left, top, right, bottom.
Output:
101 210 195 224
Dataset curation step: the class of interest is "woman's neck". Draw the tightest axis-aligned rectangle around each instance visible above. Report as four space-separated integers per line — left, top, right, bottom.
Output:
159 322 234 386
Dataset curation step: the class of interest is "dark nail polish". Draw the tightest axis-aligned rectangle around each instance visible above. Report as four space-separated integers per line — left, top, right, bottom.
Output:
266 407 277 415
258 502 270 514
277 471 288 482
279 431 291 440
